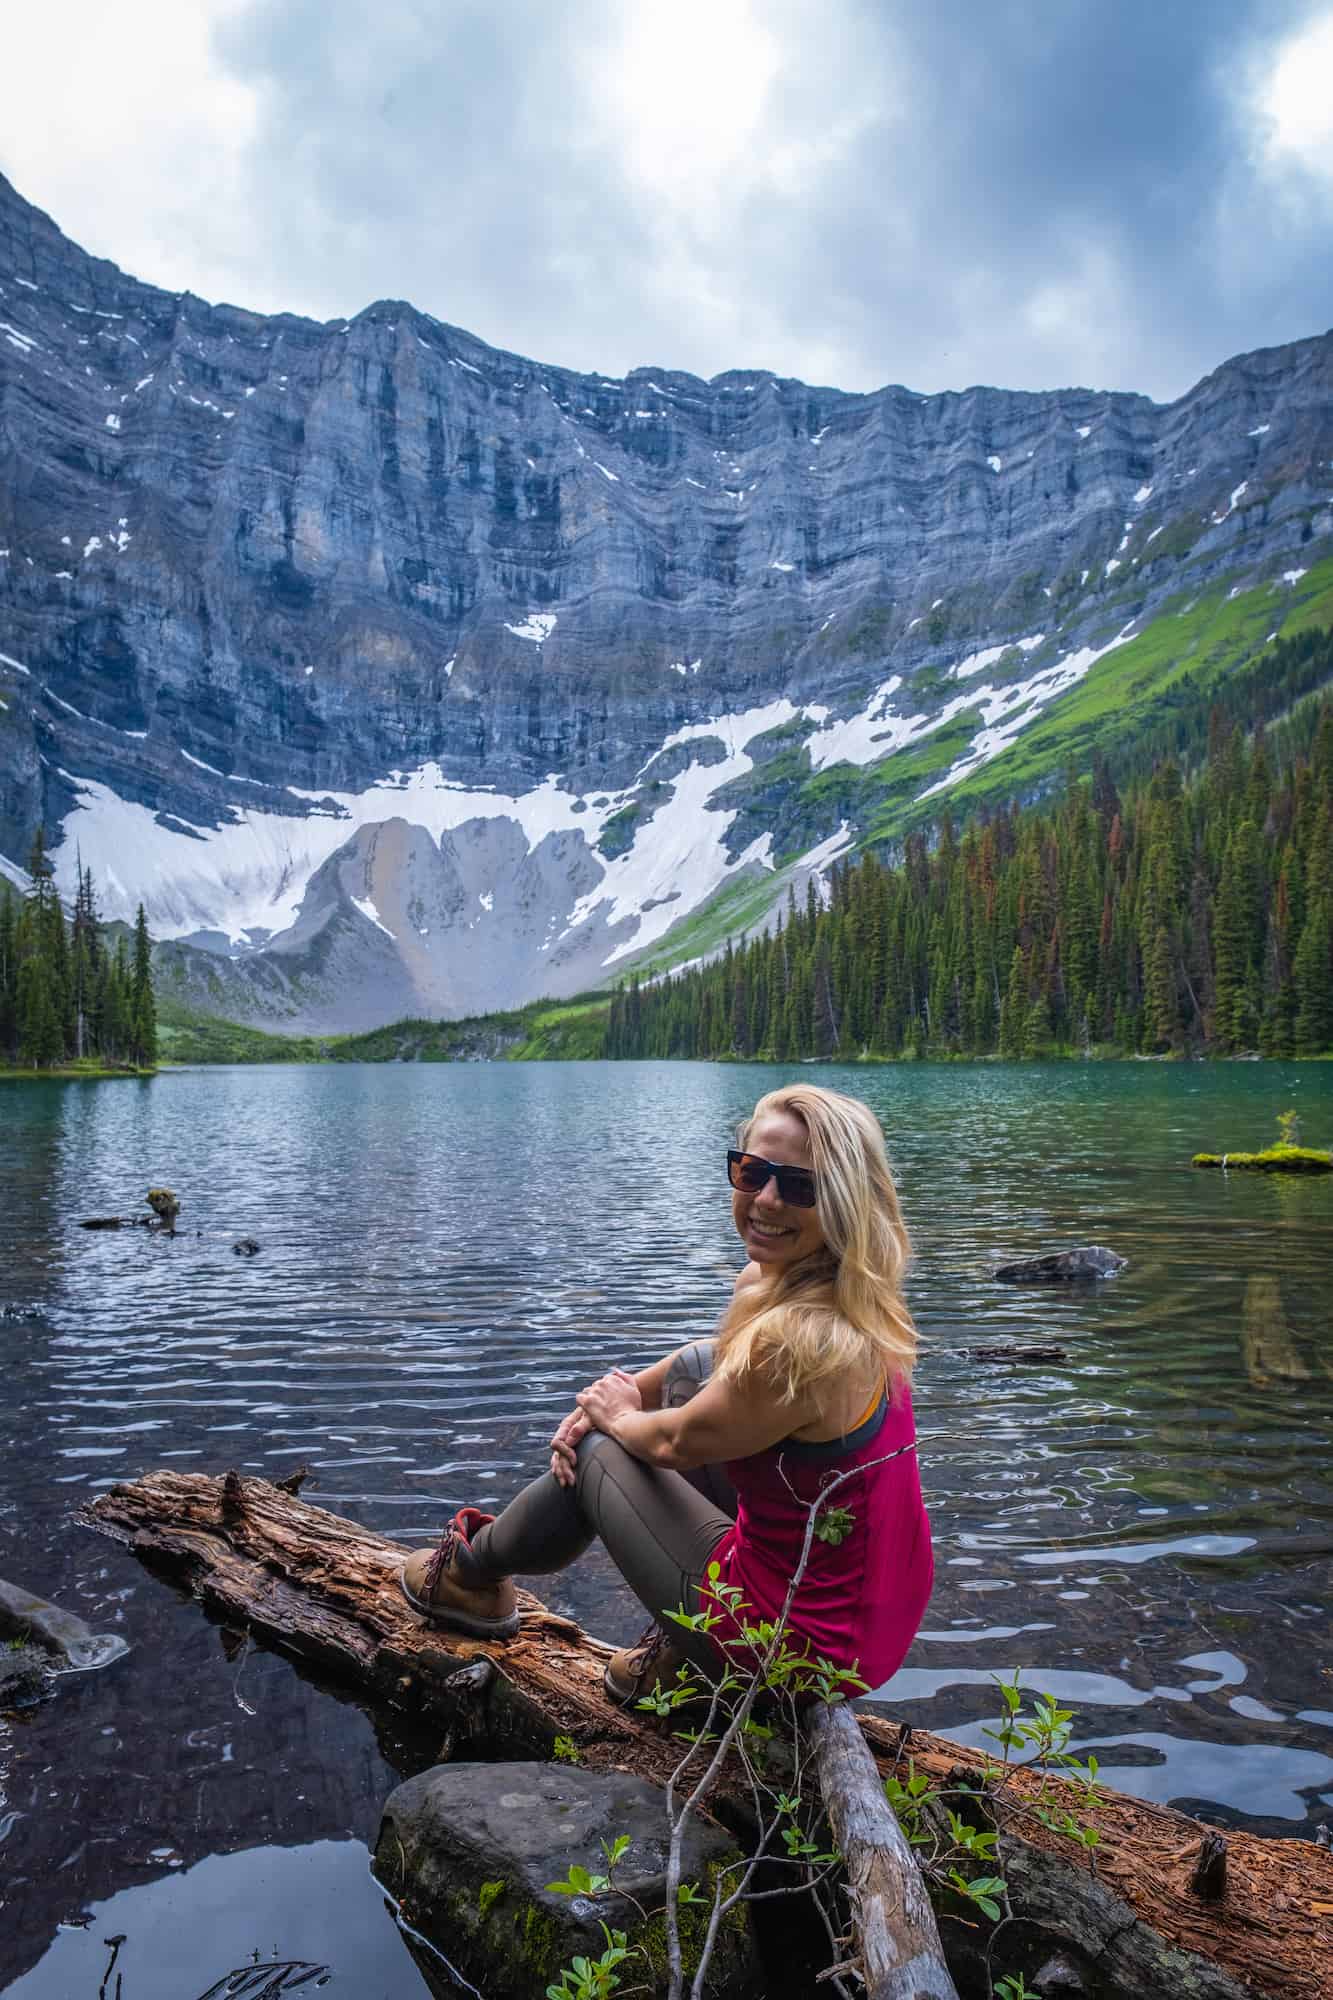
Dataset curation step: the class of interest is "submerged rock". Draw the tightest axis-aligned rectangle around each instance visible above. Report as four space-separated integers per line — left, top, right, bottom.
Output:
994 1246 1127 1284
0 1577 131 1672
374 1761 757 2000
0 1641 52 1708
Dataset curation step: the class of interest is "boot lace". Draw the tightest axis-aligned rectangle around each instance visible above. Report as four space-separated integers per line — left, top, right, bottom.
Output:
422 1521 463 1600
626 1621 671 1681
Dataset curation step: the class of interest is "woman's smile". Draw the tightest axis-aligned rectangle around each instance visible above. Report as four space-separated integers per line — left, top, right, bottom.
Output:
733 1109 828 1269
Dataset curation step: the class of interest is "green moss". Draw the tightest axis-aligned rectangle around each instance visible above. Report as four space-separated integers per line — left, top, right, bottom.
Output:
1193 1144 1332 1172
477 1879 506 1919
631 1856 752 1991
514 1900 562 1970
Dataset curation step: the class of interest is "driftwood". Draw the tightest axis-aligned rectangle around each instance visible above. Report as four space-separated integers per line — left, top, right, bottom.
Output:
80 1187 181 1235
83 1471 1333 2000
805 1702 959 2000
964 1343 1069 1364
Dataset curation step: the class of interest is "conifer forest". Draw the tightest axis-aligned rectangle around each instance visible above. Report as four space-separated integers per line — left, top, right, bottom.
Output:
0 830 158 1071
607 662 1333 1064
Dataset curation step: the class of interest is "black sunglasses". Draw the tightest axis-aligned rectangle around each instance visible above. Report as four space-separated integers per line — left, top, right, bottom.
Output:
727 1149 819 1209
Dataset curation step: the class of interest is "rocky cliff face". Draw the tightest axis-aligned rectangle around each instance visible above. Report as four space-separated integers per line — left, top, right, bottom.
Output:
1 171 1330 1028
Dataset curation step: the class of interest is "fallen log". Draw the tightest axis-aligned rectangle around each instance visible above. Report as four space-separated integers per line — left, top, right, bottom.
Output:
83 1471 1333 2000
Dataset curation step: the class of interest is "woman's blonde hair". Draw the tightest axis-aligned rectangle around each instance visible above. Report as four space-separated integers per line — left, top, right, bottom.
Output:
715 1084 916 1406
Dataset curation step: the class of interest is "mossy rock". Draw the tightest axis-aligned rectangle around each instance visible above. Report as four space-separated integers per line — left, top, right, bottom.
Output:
1192 1145 1332 1173
374 1761 758 1999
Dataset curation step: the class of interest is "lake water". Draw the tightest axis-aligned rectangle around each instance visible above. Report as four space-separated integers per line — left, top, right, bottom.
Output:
2 1060 1331 1995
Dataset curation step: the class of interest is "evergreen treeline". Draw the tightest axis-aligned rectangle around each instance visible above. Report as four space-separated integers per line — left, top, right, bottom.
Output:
606 693 1333 1062
0 830 158 1070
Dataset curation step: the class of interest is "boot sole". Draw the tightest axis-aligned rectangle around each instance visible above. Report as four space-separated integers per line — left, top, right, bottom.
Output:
398 1571 521 1640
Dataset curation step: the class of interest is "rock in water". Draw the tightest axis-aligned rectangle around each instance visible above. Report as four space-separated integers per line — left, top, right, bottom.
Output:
0 1642 52 1708
994 1246 1127 1284
374 1761 758 1999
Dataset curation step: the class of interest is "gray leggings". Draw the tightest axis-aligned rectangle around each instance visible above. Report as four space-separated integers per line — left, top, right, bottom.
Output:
470 1341 735 1659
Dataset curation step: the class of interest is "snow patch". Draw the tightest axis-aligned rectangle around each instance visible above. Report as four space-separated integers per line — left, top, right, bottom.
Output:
505 613 558 644
1133 484 1153 505
104 413 121 432
919 628 1139 800
352 896 395 939
565 698 810 964
986 455 1002 473
82 536 102 559
1248 424 1270 437
1105 558 1121 576
1075 425 1091 439
0 651 32 676
770 560 795 572
806 680 924 771
953 635 1045 681
1282 568 1308 586
1 322 36 354
50 763 623 945
592 461 620 482
1215 480 1248 522
479 891 494 912
443 656 456 679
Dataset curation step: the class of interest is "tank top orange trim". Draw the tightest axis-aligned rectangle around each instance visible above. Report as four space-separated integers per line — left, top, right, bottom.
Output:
849 1378 887 1431
793 1377 886 1445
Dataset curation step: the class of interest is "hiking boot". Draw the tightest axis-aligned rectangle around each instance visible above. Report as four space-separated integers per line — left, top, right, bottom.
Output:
604 1622 696 1707
400 1506 520 1639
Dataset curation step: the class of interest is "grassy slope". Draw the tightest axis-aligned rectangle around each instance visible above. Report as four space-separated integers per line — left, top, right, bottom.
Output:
936 554 1333 812
157 993 609 1065
0 1059 155 1081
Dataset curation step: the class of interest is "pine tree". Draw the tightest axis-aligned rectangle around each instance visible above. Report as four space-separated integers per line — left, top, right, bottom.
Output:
129 905 157 1066
1293 898 1332 1054
18 956 61 1068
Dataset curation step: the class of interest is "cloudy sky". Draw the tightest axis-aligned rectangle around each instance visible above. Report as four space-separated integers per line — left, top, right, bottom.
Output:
3 1 1332 400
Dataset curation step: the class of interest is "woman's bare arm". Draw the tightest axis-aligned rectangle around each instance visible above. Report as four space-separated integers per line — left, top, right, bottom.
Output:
577 1364 813 1472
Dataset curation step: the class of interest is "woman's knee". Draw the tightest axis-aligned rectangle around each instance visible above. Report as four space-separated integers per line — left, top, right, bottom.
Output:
663 1339 716 1410
573 1426 631 1500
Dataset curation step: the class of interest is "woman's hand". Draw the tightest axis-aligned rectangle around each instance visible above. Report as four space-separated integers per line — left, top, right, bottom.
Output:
575 1368 643 1437
549 1406 591 1488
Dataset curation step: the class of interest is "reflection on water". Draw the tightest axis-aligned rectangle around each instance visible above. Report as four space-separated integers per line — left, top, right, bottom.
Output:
3 1839 425 1999
1 1059 1330 1993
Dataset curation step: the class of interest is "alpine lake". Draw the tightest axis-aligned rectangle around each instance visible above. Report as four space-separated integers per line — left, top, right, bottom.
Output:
1 1059 1330 1998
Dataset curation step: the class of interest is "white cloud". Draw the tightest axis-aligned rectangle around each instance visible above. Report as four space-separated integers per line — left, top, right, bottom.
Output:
1260 10 1333 181
0 0 1324 401
0 2 261 308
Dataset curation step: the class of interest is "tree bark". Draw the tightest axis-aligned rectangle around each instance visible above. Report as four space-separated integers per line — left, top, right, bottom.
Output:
83 1471 1333 2000
805 1701 959 2000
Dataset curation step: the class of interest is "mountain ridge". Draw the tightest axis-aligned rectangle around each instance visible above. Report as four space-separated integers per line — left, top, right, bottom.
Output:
1 169 1330 1029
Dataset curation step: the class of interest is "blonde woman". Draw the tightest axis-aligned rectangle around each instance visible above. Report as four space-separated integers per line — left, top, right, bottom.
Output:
401 1085 933 1702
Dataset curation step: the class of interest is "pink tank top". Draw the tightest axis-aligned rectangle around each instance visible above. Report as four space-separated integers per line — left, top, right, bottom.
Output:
704 1383 932 1694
